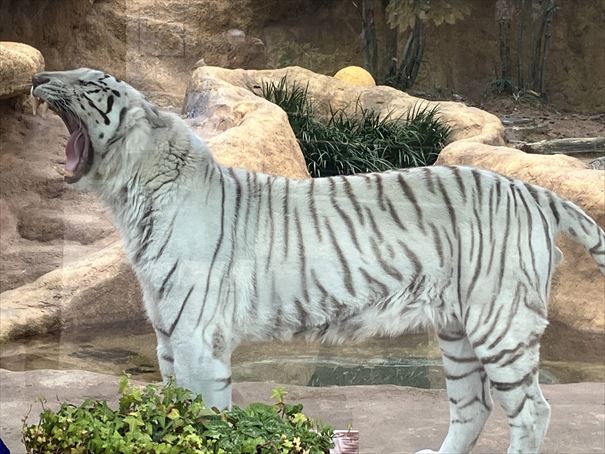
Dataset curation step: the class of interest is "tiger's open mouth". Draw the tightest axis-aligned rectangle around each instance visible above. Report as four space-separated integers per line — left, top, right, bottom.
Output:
31 91 93 184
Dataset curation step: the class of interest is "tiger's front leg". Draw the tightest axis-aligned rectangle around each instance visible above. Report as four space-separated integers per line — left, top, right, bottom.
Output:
170 326 233 409
155 330 175 380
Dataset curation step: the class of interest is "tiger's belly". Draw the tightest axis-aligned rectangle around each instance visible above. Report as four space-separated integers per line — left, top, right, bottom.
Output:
257 274 456 345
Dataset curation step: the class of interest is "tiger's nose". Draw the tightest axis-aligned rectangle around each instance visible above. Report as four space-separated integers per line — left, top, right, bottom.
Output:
31 74 50 88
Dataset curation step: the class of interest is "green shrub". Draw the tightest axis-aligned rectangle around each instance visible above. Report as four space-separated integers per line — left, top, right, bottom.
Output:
22 377 333 454
259 77 451 177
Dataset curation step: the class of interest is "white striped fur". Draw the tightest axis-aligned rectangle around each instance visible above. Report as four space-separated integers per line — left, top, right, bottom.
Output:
33 68 605 454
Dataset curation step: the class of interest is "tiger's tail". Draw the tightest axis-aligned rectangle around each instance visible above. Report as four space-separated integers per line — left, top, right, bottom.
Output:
555 197 605 275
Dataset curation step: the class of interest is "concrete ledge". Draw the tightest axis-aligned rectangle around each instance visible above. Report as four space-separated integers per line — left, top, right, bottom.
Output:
1 369 603 453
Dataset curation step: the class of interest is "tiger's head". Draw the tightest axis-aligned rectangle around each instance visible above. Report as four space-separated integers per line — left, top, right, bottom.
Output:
31 68 161 187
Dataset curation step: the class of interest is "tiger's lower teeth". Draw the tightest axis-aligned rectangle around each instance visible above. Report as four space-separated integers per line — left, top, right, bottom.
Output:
53 166 74 178
31 95 40 115
38 102 48 117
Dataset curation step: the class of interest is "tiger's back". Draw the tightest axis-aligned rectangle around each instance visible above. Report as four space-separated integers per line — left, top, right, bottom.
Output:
229 165 561 345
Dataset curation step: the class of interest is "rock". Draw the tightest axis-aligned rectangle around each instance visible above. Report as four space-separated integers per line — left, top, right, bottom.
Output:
0 103 116 293
220 29 270 70
589 156 605 170
186 66 506 147
184 64 501 176
0 42 44 99
16 204 114 245
184 67 309 179
134 16 187 58
1 369 603 454
0 241 144 343
520 137 605 155
334 65 376 87
438 142 605 333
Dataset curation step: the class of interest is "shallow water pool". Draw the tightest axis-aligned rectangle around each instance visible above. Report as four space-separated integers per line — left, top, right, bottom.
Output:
1 320 603 388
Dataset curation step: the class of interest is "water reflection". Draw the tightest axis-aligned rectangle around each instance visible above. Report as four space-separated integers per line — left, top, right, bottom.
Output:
0 321 603 388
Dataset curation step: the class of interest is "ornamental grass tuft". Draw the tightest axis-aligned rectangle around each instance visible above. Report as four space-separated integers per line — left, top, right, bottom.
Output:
259 77 451 178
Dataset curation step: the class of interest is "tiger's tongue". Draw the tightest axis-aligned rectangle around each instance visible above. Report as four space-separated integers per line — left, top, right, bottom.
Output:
65 130 85 171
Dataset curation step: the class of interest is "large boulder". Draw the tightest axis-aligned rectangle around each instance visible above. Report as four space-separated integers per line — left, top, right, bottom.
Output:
0 241 143 343
184 69 308 179
186 66 505 147
0 42 44 99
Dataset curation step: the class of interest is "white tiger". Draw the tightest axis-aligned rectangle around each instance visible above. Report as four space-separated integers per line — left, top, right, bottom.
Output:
31 68 605 454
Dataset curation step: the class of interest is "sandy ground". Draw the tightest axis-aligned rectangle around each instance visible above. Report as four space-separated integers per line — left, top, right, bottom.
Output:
1 369 603 454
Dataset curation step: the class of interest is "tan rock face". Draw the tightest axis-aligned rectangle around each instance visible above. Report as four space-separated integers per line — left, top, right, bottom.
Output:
0 102 116 293
184 68 309 179
186 66 506 146
0 0 276 108
198 30 270 71
438 143 605 333
0 42 44 99
0 241 142 343
2 0 602 112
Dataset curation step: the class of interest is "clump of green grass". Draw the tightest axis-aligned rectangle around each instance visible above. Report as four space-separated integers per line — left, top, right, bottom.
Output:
259 77 451 178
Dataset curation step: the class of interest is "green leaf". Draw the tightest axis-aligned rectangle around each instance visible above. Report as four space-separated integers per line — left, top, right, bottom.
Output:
166 408 180 420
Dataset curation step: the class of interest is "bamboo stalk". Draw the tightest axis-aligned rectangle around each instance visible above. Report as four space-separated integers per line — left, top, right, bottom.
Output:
360 0 378 76
409 21 425 87
538 0 556 94
516 0 525 88
397 28 415 87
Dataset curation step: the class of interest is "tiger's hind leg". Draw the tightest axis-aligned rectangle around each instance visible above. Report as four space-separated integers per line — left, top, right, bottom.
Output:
482 359 550 453
470 326 550 453
415 325 492 454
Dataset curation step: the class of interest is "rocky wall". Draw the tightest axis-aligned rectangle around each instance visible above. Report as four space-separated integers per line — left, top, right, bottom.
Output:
3 0 601 111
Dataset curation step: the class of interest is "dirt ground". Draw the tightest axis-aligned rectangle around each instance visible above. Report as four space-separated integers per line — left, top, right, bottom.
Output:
1 369 604 454
478 96 605 141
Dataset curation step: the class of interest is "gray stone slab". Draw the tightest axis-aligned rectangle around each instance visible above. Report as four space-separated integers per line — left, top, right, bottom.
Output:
1 369 603 453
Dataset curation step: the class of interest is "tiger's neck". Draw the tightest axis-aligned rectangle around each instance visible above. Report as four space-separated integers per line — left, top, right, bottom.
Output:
101 125 221 268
